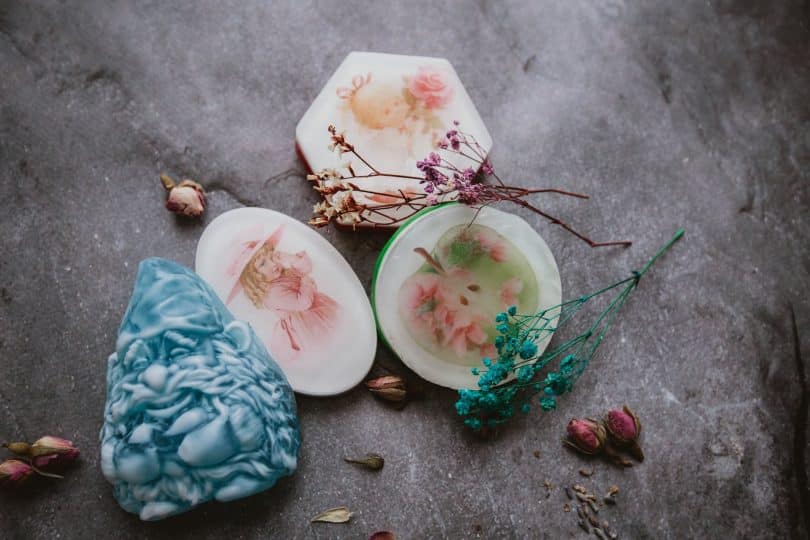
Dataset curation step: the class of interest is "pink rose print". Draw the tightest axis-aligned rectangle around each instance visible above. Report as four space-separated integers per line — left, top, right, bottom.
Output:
408 66 453 109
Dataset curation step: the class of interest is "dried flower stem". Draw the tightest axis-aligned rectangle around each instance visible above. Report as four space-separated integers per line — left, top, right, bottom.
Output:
308 125 630 247
29 464 64 479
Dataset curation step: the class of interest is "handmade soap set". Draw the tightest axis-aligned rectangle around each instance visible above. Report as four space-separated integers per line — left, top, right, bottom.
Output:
99 51 631 521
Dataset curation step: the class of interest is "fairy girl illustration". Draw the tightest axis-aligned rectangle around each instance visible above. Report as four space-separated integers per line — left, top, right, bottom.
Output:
225 226 339 362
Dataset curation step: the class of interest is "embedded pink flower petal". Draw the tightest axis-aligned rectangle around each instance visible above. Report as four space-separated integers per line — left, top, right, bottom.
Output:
400 273 455 340
465 322 488 346
441 306 489 358
448 329 470 357
480 343 497 359
500 277 524 308
475 230 508 262
402 273 443 313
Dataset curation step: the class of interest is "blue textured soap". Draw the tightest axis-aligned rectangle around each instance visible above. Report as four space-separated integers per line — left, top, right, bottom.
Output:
100 258 300 521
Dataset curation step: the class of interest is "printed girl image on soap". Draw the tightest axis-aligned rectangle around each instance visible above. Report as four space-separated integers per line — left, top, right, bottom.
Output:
224 225 340 363
335 66 454 167
399 224 539 367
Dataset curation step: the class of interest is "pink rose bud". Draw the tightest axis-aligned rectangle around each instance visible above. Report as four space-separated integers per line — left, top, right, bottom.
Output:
605 406 644 462
161 174 206 218
564 418 606 455
29 436 80 468
0 459 35 486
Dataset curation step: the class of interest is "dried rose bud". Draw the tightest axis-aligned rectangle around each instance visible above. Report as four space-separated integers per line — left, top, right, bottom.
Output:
564 418 606 455
0 459 35 486
2 442 32 455
605 406 644 461
366 375 407 406
161 174 206 218
29 436 80 468
369 532 395 540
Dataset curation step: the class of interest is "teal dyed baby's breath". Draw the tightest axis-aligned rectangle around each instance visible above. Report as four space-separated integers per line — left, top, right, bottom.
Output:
455 229 684 430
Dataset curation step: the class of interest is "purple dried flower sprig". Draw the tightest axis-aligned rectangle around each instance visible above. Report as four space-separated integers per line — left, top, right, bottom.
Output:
307 124 630 247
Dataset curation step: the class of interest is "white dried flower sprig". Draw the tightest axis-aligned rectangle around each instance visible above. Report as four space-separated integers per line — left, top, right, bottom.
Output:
307 124 631 247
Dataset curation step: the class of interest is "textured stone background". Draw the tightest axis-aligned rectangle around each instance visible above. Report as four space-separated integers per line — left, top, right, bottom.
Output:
1 1 808 538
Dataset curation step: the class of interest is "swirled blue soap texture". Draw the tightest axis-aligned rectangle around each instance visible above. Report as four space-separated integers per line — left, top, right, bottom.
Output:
100 258 300 521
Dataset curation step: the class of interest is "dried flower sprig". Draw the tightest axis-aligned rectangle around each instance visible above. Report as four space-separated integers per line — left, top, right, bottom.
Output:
455 229 683 430
308 124 630 247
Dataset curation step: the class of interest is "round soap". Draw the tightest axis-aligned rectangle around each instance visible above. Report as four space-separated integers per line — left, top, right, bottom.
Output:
196 207 376 396
372 203 562 390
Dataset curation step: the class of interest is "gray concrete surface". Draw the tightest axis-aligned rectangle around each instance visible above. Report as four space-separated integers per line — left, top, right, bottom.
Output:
1 1 808 538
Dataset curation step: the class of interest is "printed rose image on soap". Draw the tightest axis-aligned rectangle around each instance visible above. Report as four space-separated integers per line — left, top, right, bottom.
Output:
335 66 452 163
399 224 539 366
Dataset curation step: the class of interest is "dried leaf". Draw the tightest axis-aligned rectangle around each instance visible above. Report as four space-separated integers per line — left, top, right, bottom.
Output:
311 506 353 523
345 453 384 471
578 468 594 477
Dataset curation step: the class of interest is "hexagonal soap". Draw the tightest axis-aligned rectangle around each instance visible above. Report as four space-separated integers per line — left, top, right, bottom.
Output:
296 51 492 228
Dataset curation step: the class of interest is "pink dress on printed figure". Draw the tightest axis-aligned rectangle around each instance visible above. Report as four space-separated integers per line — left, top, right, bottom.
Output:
226 226 339 363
